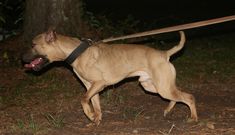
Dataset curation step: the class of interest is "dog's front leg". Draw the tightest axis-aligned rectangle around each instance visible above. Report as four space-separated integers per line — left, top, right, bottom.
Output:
74 71 102 124
91 94 102 125
81 81 105 125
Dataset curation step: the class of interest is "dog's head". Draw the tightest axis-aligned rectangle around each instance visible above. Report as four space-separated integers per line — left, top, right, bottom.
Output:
22 30 64 71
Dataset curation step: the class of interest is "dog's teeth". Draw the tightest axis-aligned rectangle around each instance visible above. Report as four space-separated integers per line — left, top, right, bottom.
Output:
24 64 32 68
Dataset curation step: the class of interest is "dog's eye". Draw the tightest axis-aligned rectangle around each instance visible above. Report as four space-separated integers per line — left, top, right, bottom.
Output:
32 43 36 48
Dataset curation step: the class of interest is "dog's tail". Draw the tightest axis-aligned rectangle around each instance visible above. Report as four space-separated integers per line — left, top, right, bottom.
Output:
166 31 185 57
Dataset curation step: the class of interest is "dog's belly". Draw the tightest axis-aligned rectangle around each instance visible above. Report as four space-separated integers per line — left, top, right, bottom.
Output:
128 71 157 93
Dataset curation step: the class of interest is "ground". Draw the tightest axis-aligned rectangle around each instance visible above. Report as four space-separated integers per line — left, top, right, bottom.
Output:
0 33 234 135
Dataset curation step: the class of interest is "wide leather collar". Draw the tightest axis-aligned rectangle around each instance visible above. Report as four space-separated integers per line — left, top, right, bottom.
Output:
64 40 91 65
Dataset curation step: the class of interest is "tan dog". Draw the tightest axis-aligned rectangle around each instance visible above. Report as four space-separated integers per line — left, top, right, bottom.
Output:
22 30 198 125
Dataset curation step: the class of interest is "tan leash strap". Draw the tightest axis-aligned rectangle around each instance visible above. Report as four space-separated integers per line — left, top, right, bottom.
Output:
102 15 235 43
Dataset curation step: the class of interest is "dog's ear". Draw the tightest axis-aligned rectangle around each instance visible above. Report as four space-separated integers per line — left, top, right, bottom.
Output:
45 29 57 43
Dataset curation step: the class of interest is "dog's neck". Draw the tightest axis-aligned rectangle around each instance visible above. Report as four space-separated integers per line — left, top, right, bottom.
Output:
56 35 91 64
56 35 82 59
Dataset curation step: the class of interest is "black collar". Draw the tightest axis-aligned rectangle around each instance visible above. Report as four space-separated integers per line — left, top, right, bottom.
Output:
64 40 91 65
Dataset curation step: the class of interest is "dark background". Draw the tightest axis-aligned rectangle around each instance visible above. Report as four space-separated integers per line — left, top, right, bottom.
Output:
84 0 235 41
1 0 235 41
86 0 235 22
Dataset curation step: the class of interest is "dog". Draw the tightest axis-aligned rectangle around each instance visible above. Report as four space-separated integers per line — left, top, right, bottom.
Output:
22 30 198 125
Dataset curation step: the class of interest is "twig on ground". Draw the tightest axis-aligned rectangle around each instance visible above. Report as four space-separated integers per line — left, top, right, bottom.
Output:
158 123 176 135
168 124 175 134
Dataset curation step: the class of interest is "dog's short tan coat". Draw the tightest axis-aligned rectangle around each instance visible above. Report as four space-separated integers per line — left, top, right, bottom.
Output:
27 30 198 125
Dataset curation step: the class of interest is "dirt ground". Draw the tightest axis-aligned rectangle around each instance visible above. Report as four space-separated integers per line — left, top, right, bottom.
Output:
0 34 234 135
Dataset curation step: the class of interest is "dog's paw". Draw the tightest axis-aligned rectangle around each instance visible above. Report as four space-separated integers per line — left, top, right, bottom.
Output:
93 113 102 126
186 117 198 123
191 115 198 122
86 112 95 122
94 118 101 126
163 110 170 117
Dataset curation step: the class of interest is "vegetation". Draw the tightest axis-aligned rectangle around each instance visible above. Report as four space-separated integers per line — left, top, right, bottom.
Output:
0 0 24 41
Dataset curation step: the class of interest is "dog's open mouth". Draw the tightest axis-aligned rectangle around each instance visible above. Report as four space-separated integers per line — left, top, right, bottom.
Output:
24 57 49 71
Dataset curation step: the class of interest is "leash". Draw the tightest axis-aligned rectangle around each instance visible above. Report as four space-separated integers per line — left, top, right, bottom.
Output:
101 15 235 43
65 15 235 64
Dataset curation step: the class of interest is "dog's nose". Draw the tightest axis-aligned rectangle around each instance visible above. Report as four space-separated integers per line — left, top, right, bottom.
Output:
21 51 34 63
21 53 30 63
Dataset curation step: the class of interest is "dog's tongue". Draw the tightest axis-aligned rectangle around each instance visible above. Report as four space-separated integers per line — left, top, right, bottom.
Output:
24 58 43 69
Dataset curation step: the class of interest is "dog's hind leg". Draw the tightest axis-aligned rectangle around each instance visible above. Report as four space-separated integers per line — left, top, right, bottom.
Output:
138 72 181 119
135 71 158 93
161 88 198 121
140 79 178 118
161 87 198 121
153 63 198 121
164 101 176 117
140 79 158 94
139 77 180 118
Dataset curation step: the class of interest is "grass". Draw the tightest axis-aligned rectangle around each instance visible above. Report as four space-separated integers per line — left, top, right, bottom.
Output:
0 68 81 104
44 113 65 128
28 115 39 133
16 119 24 130
101 87 127 105
123 106 145 121
13 115 40 134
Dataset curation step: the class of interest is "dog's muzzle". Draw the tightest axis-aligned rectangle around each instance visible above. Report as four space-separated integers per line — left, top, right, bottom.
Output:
22 52 49 71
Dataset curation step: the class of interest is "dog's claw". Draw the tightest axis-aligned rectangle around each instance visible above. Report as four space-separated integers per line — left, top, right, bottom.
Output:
94 119 101 126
